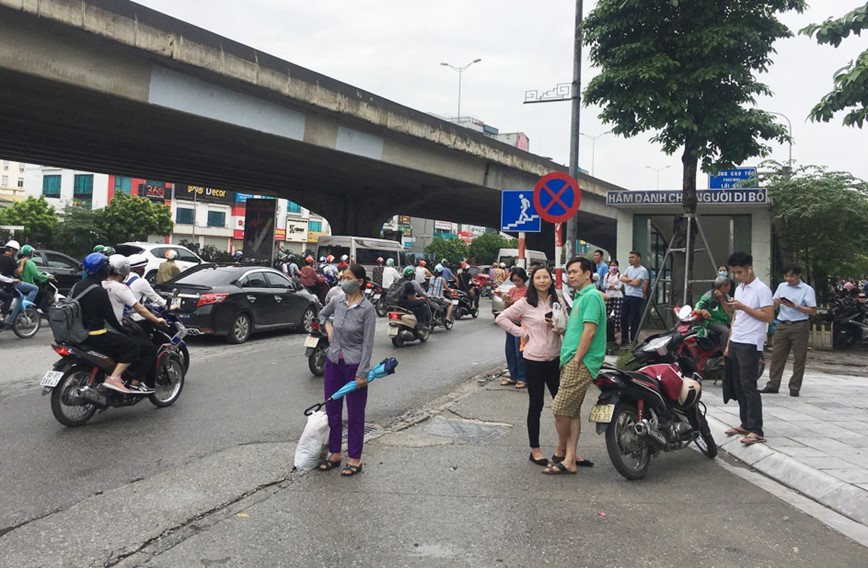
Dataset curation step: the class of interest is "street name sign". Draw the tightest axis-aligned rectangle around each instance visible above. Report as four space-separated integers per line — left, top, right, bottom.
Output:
606 189 768 206
708 167 757 189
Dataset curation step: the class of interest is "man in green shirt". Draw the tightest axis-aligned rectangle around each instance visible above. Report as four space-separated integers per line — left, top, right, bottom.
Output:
543 257 607 475
694 276 733 350
16 244 55 312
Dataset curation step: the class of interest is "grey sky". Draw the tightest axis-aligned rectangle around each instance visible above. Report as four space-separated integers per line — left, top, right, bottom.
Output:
136 0 867 191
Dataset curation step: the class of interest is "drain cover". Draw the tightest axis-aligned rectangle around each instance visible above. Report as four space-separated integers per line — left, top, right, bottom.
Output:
342 422 383 440
412 416 510 444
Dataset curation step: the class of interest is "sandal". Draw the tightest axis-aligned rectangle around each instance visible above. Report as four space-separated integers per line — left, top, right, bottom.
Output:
724 426 750 436
740 433 766 445
500 379 517 386
514 381 527 389
542 461 576 475
341 464 363 477
551 455 595 468
317 458 342 471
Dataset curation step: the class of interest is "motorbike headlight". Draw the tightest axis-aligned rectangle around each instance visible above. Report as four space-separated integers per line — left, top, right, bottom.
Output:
643 335 672 353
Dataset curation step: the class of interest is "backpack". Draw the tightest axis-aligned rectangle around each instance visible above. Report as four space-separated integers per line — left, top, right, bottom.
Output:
48 284 98 344
385 280 413 308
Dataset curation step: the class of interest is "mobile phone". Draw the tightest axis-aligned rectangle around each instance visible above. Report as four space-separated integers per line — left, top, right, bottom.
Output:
545 311 553 319
781 297 794 305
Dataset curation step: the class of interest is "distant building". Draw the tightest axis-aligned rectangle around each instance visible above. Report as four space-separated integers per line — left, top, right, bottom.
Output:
0 159 27 208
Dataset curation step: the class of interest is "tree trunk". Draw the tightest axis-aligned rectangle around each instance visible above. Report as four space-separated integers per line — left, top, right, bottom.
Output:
669 137 699 309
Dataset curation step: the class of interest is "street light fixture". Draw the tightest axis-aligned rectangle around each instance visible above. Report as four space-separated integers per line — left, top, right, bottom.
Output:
579 130 612 176
762 109 794 172
441 58 482 121
645 165 671 190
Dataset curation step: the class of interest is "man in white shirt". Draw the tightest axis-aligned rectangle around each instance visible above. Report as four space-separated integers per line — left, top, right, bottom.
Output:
762 264 817 397
618 251 649 344
126 255 167 315
725 252 775 445
382 258 401 290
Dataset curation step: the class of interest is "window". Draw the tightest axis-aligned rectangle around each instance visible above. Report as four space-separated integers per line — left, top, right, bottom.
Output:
355 248 401 266
287 201 301 214
73 174 93 198
18 163 24 172
114 176 132 195
176 208 195 225
44 253 79 270
17 178 23 188
265 271 293 290
1 176 7 186
309 220 322 232
31 254 47 267
42 175 61 197
173 248 201 263
2 161 8 170
241 272 267 288
206 210 226 228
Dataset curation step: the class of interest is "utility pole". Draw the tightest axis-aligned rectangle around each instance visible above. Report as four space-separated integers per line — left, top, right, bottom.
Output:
565 0 583 264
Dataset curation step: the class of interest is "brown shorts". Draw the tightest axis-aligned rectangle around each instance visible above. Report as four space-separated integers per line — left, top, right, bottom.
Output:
551 359 592 418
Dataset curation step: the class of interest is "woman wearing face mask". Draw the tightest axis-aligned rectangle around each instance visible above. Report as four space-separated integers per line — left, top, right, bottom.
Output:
317 264 377 477
602 260 623 342
718 265 736 294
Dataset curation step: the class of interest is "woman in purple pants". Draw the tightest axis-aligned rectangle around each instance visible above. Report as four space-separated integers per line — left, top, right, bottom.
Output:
316 264 377 477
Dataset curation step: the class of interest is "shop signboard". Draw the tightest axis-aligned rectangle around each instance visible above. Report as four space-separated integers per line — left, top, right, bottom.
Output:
286 219 309 243
181 185 235 205
139 180 169 202
243 198 276 263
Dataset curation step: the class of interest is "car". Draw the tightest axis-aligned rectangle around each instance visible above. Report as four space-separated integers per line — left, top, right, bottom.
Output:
154 264 319 344
115 242 203 283
491 280 515 316
31 249 83 295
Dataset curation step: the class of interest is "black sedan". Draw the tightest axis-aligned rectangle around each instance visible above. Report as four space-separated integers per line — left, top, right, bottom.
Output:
32 249 83 295
154 264 319 344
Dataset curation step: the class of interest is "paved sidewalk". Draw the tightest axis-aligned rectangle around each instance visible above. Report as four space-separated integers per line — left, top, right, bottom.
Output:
701 366 868 527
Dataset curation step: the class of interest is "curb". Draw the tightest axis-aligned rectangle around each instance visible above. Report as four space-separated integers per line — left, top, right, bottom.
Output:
705 409 868 528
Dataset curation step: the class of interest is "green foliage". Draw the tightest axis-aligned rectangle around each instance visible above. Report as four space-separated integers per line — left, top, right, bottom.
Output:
53 203 108 260
99 193 173 244
801 2 868 128
467 233 516 264
178 239 233 263
424 237 468 265
0 197 58 245
763 164 868 292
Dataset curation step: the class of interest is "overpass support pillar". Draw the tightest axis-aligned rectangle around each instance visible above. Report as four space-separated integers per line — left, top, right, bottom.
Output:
307 194 394 238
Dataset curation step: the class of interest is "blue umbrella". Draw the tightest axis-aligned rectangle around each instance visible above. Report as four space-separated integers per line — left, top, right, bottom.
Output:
303 357 398 415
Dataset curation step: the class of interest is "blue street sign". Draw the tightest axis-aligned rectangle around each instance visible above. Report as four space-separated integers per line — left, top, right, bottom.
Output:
709 167 757 189
501 190 541 233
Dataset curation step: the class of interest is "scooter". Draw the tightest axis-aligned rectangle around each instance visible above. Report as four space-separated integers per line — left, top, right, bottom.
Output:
429 298 454 332
6 284 50 339
832 299 868 349
387 305 430 347
304 319 329 376
365 281 388 317
451 288 479 320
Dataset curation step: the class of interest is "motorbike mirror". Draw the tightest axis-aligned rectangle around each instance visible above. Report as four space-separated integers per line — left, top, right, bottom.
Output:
677 305 693 320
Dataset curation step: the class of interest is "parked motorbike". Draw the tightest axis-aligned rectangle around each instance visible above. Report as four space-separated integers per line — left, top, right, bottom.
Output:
40 324 188 427
451 288 479 320
590 356 717 480
832 296 868 349
304 319 329 376
631 305 726 382
388 306 430 347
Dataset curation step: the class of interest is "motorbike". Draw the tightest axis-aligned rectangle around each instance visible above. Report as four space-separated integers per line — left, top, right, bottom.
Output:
304 318 329 376
832 296 868 349
631 305 726 382
40 323 188 427
124 303 196 374
6 286 41 339
365 281 388 318
387 305 430 347
451 287 480 320
590 356 717 480
428 298 454 332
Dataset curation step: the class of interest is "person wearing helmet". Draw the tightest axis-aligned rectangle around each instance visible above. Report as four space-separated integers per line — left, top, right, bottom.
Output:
1 240 39 330
156 249 181 284
15 245 55 313
0 241 24 328
415 259 432 288
372 256 386 287
429 264 455 321
126 254 167 323
340 254 349 264
102 246 116 256
382 257 401 290
300 256 328 303
286 255 301 281
394 265 430 328
494 262 508 287
439 260 455 286
323 255 340 284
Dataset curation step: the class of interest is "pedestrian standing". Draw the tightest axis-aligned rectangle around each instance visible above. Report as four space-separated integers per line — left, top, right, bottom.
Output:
619 251 649 345
543 257 606 475
496 266 563 466
500 267 528 388
316 265 377 477
724 252 774 445
762 265 817 396
602 260 623 340
593 249 608 290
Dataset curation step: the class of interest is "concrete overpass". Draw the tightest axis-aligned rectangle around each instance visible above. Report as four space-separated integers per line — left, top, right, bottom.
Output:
0 0 622 253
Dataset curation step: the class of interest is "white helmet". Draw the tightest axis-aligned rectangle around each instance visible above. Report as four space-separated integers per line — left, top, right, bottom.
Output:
128 254 148 270
165 249 178 260
4 240 20 251
108 254 131 278
679 377 702 408
340 254 349 262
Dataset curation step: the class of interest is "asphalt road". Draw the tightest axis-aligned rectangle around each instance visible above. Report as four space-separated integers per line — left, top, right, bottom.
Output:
0 308 506 533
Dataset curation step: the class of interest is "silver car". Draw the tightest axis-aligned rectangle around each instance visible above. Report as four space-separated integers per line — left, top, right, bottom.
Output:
491 280 515 316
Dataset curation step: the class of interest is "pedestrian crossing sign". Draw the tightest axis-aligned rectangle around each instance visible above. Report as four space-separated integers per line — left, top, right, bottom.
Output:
500 190 541 233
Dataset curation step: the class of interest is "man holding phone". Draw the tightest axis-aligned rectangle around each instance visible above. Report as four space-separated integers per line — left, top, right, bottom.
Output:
762 265 817 397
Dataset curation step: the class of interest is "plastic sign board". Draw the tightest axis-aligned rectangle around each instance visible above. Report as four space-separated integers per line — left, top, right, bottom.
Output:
500 190 541 232
606 189 768 206
533 173 582 224
708 167 757 189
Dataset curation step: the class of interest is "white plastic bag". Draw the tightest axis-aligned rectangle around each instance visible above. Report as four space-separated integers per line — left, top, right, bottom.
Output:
294 410 329 470
551 302 568 334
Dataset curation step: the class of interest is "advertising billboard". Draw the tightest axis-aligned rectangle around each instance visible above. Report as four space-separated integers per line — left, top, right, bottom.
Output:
243 199 277 263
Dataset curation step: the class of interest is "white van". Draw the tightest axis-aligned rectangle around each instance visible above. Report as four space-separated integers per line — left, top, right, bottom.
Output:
316 236 409 272
496 248 548 267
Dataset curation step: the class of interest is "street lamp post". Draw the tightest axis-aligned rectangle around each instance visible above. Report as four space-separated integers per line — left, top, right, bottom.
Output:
645 165 671 190
441 58 482 121
579 130 612 176
763 110 793 172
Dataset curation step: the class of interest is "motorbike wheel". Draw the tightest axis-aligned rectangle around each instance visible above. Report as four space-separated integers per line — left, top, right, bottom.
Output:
418 326 430 342
308 345 326 376
13 306 41 339
180 345 191 375
470 307 479 319
391 336 404 348
833 324 858 350
694 416 718 459
454 307 465 320
50 366 98 427
149 355 185 407
605 403 651 480
376 298 388 318
444 317 454 330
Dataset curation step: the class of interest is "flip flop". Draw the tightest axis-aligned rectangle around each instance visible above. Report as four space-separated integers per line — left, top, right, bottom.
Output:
542 461 576 475
740 433 767 445
725 426 750 436
317 459 342 471
514 381 527 389
341 464 363 477
500 379 517 386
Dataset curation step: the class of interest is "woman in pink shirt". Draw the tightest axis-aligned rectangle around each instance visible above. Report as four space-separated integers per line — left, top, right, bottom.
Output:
500 267 529 388
497 266 563 466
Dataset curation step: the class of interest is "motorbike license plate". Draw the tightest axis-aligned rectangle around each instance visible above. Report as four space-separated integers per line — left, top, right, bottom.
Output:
170 297 182 311
451 299 459 305
303 335 320 348
388 326 398 337
40 370 64 388
373 293 381 301
589 404 615 423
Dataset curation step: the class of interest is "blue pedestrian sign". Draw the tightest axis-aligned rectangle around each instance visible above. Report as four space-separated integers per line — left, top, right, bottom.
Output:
709 167 757 189
501 190 541 233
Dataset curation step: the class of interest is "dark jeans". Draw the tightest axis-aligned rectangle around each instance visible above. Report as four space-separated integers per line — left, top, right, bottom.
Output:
0 288 11 318
410 302 430 327
504 332 526 382
84 331 158 386
729 342 764 436
523 357 560 448
621 296 643 344
708 322 730 351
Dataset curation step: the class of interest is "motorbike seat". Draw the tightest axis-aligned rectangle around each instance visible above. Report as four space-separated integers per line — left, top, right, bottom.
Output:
68 345 117 370
638 364 683 402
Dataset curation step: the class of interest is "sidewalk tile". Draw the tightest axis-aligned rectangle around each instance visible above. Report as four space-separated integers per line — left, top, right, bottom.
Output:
796 437 859 452
823 469 868 484
776 446 832 458
799 456 864 470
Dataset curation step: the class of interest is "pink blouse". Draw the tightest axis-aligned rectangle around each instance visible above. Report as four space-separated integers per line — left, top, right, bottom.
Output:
496 296 562 362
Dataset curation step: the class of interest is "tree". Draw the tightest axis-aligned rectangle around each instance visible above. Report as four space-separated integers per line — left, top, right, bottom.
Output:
763 164 868 297
801 2 868 128
54 203 108 260
467 233 517 264
583 0 802 305
99 193 173 244
0 196 58 246
424 237 468 265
